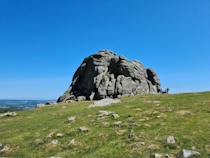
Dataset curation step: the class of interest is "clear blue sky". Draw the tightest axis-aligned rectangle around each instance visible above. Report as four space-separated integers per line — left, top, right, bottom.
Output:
0 0 210 99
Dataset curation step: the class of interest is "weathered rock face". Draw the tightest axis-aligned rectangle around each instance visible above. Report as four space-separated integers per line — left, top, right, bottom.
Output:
57 50 161 102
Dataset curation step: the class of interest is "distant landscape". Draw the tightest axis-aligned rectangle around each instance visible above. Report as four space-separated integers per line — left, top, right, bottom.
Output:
0 100 52 112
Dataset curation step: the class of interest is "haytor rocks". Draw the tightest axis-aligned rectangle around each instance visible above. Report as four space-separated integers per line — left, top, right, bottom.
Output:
58 50 162 102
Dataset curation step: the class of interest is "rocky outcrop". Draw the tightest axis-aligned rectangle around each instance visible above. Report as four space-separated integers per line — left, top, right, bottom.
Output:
58 50 161 102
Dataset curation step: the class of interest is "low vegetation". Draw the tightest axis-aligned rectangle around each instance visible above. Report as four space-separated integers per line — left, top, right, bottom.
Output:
0 108 19 113
0 92 210 157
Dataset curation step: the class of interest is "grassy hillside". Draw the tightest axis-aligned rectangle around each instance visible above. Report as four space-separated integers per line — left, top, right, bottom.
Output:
0 92 210 158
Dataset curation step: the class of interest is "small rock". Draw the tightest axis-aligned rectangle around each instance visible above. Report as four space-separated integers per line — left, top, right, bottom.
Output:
150 153 165 158
46 140 59 149
0 144 11 153
152 110 160 115
98 133 105 137
47 132 55 138
101 121 110 127
128 129 138 141
0 112 17 118
0 143 4 150
147 144 160 151
142 110 159 117
128 142 145 150
56 133 64 137
89 98 121 107
177 149 200 158
67 116 76 123
176 110 192 116
97 110 114 117
97 110 120 120
115 129 127 136
191 146 196 150
48 156 62 158
34 138 45 145
113 121 122 127
157 113 167 119
127 116 134 122
138 141 145 145
166 136 176 145
139 118 146 122
68 139 78 146
79 127 89 132
112 113 120 119
51 140 59 145
143 123 151 128
139 117 150 122
134 108 142 111
68 139 82 147
165 154 176 158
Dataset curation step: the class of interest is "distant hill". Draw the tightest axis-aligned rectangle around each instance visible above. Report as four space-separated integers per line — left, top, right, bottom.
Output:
0 100 52 111
0 92 210 157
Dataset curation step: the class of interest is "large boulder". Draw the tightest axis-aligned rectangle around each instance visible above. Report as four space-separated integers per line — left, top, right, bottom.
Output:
57 50 161 102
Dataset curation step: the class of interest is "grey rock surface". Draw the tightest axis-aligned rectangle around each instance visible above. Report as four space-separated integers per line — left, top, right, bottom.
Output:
89 98 121 107
58 50 162 102
166 136 176 145
177 149 200 158
66 116 76 123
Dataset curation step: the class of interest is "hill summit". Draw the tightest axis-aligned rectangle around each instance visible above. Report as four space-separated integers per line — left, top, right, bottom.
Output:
58 50 161 102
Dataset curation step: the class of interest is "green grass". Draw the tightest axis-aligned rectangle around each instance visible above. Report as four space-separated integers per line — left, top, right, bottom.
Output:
0 92 210 158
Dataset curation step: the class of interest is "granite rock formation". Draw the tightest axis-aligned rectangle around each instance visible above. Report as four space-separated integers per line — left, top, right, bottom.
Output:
57 50 161 102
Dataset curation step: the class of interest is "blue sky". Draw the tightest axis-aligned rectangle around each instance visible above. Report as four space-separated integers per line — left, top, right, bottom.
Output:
0 0 210 99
